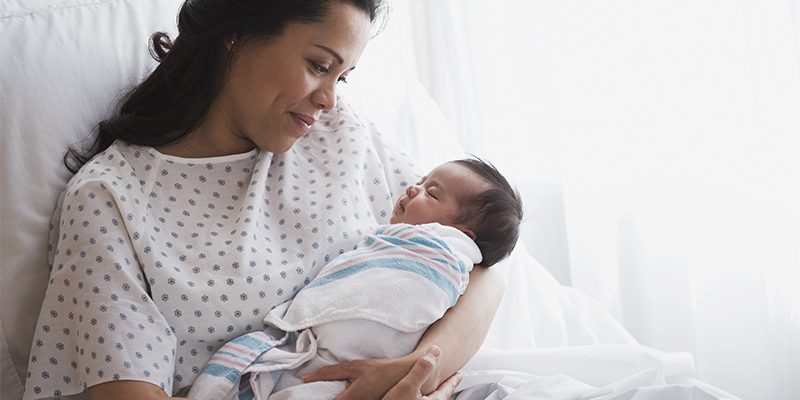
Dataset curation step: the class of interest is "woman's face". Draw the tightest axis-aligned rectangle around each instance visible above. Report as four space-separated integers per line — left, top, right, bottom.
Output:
196 3 372 156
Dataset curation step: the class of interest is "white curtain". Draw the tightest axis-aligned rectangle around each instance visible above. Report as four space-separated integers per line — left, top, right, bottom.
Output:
396 1 800 399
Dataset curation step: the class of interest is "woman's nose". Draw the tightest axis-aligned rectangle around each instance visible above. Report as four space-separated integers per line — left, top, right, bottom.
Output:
311 81 336 110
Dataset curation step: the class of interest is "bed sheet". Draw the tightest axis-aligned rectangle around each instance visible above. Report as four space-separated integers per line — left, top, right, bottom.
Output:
456 345 738 400
465 243 742 400
0 1 743 399
482 243 637 351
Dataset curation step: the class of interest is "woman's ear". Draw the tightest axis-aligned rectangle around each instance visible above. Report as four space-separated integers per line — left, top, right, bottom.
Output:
225 36 237 51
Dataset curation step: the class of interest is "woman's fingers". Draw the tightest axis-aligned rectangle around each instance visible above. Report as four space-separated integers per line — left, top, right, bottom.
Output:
305 357 414 399
302 347 463 400
403 346 440 388
382 346 449 400
303 362 359 383
428 371 463 400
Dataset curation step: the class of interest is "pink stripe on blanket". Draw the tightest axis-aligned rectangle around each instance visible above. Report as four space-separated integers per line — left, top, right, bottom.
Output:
207 355 251 370
317 246 462 283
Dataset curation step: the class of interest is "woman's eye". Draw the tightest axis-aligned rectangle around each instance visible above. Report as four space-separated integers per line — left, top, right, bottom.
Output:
310 61 328 74
337 76 348 84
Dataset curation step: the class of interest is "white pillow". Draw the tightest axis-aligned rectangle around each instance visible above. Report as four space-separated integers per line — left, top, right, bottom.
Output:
484 243 636 350
0 0 183 395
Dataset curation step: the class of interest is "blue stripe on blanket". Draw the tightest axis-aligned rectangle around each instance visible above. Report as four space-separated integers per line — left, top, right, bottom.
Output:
203 363 244 384
340 237 461 277
215 349 258 363
367 225 451 254
342 233 452 264
304 257 460 306
378 234 451 254
336 250 463 279
232 334 274 351
375 224 410 236
362 236 377 247
199 333 277 383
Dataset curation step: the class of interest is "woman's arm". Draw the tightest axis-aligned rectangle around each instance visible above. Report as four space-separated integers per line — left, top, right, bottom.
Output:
304 265 505 398
88 380 188 400
410 265 504 393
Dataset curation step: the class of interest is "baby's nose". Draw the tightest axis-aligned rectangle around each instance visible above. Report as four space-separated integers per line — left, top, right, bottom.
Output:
406 185 420 198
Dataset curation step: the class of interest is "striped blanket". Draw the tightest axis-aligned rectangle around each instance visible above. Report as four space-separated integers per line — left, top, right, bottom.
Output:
188 223 480 400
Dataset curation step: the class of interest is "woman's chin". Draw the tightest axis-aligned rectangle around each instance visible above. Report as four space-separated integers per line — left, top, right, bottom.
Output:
267 138 302 154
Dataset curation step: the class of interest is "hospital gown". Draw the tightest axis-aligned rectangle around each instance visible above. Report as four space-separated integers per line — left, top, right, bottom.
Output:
23 100 422 399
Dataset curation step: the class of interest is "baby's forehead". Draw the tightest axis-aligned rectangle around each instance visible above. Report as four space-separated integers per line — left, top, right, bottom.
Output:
431 162 473 179
435 163 490 196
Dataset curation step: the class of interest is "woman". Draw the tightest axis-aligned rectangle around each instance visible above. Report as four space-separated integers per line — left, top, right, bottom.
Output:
24 0 503 399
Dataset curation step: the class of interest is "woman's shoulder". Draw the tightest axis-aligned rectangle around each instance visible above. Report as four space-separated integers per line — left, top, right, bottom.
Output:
63 141 152 195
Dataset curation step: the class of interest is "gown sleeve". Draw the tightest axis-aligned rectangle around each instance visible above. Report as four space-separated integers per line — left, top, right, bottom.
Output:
25 174 177 399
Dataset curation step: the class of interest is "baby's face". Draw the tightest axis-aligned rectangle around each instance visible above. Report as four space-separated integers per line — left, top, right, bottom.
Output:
390 162 488 228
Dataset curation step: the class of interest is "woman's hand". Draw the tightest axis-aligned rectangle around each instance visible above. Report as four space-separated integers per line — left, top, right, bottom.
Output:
303 346 460 400
382 346 463 400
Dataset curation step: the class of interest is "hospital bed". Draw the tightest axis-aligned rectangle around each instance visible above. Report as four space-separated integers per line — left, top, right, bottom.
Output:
0 1 741 399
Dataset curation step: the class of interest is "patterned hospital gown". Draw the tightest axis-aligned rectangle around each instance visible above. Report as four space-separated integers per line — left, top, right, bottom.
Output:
23 100 423 399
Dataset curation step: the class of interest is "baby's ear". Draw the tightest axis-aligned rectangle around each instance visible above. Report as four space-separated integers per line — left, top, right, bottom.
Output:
456 225 476 241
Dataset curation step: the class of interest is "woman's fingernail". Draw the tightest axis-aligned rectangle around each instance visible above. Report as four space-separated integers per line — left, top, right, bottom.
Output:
303 373 312 382
425 346 441 359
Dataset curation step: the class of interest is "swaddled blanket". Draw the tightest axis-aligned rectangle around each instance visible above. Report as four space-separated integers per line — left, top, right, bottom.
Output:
189 223 481 400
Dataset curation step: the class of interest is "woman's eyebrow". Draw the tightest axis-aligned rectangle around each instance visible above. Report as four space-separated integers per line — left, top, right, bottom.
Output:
313 44 343 65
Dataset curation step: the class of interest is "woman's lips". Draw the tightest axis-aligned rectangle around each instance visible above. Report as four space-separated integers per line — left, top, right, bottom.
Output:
290 112 315 133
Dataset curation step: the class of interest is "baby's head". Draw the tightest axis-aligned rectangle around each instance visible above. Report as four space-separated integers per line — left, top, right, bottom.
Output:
390 158 523 267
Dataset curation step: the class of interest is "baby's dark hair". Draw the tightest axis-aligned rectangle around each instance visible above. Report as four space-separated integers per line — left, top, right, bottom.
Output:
451 158 522 267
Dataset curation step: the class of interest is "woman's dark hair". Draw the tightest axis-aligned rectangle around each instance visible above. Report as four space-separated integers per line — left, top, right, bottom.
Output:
451 158 523 267
65 0 386 173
